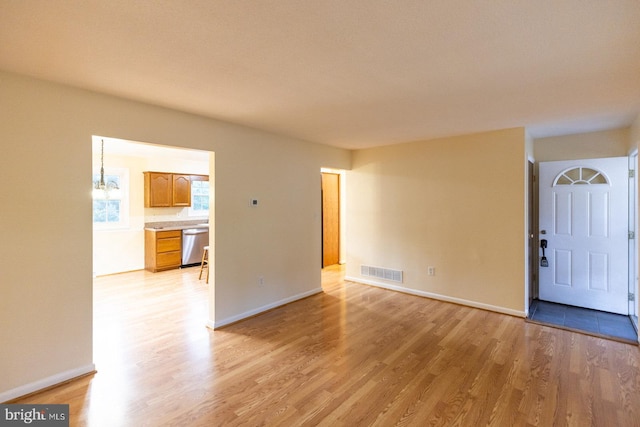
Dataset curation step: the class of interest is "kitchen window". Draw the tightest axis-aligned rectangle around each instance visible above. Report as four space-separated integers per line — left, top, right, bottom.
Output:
92 168 129 229
189 179 209 216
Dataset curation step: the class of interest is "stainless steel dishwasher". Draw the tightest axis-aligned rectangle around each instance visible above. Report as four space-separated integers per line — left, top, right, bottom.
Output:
181 228 209 267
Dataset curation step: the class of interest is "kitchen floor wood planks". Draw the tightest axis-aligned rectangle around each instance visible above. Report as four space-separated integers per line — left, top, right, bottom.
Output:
12 265 640 426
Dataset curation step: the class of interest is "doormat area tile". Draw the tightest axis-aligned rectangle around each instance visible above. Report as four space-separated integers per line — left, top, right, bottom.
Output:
528 299 638 344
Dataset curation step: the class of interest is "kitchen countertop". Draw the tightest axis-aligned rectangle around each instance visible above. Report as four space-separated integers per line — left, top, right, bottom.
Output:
144 221 209 232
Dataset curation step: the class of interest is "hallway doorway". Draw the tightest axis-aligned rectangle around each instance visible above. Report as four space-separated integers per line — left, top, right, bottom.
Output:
321 169 344 268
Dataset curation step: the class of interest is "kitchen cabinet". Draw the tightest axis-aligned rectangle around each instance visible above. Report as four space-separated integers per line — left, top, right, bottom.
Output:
144 172 192 207
144 172 171 207
172 174 191 207
145 229 182 272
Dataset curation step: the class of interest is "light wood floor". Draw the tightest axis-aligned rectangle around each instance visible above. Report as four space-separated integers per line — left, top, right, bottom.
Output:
13 265 640 426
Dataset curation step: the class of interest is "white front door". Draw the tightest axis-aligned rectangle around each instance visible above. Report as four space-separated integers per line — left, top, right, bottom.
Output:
539 157 628 314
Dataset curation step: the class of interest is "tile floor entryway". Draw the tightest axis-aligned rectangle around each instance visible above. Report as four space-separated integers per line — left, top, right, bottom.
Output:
529 299 638 344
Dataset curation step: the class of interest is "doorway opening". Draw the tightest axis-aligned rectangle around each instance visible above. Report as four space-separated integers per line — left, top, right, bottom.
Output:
531 156 638 342
321 168 345 268
91 135 215 342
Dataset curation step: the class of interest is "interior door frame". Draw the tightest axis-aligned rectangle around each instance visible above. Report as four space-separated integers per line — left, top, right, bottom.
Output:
629 150 639 328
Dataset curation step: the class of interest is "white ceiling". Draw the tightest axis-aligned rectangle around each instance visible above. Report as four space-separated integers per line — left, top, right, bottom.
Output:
2 1 639 149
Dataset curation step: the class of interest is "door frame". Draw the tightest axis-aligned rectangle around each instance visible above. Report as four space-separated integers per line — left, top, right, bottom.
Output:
629 150 639 329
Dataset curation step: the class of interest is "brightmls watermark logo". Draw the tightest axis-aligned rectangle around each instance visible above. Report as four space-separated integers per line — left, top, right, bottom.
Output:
0 405 68 426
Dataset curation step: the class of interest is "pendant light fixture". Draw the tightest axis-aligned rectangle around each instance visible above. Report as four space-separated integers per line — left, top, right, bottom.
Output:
93 138 120 199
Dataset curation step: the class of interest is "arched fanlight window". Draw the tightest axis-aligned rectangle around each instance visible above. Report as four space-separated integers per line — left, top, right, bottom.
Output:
553 167 609 186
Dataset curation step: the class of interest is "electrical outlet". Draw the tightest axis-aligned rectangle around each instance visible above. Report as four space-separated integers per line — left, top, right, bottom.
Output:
428 266 435 276
258 276 264 286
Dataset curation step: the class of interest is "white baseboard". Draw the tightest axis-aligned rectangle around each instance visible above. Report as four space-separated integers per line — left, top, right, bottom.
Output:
345 276 526 318
0 364 96 403
208 287 324 329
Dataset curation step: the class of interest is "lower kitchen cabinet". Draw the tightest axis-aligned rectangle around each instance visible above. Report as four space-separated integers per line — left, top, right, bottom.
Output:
145 229 182 272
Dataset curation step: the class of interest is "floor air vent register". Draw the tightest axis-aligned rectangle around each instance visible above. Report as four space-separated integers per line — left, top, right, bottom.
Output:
360 265 403 283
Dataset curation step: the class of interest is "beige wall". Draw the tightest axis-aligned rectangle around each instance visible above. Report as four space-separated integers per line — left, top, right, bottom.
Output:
534 128 630 161
0 71 350 400
632 114 640 150
345 128 526 314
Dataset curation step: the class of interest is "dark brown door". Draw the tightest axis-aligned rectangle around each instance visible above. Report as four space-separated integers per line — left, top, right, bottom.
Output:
322 173 340 267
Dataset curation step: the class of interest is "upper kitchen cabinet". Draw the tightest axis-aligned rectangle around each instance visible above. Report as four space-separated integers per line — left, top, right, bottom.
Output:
144 172 171 207
171 174 191 207
144 172 192 207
